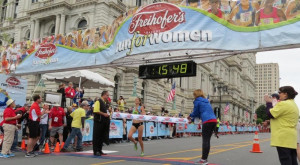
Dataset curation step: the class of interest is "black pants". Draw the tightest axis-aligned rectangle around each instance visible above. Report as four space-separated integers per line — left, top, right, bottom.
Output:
63 126 72 142
93 120 110 154
214 126 219 135
276 147 298 165
202 122 216 160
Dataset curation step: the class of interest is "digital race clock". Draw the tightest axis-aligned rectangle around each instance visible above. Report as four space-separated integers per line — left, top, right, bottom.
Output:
139 61 197 79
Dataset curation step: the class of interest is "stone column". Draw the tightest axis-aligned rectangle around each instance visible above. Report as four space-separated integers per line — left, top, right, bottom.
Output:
55 14 60 35
30 20 35 40
34 19 40 39
59 14 66 35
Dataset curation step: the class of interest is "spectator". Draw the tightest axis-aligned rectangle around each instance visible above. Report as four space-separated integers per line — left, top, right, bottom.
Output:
61 101 87 152
39 103 50 147
48 103 66 148
0 99 21 158
65 82 75 107
26 95 50 158
117 96 126 112
57 83 66 108
264 86 299 165
63 106 73 142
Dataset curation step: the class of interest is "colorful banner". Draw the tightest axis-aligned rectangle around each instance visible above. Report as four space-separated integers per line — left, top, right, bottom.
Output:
112 112 188 123
0 1 299 75
82 119 93 141
0 74 27 122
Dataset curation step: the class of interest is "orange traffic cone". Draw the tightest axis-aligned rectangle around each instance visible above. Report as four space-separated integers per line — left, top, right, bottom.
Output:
54 142 60 153
44 142 51 154
250 131 263 153
21 139 26 150
60 142 65 150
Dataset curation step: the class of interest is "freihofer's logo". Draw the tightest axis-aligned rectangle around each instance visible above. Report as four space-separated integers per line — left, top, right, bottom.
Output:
117 3 212 55
6 77 20 86
129 3 185 35
33 43 58 65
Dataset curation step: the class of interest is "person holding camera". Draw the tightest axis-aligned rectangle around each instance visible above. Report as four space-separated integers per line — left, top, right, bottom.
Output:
265 86 299 165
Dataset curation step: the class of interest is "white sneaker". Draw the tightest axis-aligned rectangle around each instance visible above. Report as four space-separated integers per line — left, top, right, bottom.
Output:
194 159 208 165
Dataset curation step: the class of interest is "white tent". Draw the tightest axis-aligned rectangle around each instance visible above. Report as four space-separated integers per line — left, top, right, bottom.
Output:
42 70 114 88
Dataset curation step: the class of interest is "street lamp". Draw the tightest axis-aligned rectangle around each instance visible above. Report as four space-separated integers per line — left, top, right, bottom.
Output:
217 83 227 120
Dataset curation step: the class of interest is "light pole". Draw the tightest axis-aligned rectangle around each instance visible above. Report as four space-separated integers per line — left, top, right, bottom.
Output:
217 83 227 121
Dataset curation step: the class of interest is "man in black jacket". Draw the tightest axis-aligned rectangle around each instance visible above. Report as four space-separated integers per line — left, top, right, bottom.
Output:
93 91 110 156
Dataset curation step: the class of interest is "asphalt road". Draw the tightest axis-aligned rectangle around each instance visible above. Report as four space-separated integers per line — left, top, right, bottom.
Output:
1 133 283 165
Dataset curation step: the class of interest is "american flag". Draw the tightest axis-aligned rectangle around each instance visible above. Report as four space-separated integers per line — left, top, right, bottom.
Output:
166 82 176 102
224 102 229 115
245 111 249 118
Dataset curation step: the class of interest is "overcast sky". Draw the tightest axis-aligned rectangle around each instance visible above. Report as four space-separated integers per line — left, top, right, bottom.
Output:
256 48 300 107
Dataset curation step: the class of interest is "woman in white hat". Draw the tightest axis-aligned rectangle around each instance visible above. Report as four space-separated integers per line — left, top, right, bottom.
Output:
0 99 22 158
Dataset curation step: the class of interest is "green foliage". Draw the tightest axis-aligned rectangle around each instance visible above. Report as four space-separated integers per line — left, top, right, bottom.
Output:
256 118 263 124
255 104 268 121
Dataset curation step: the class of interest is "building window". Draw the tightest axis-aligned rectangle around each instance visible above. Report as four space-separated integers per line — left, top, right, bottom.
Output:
32 0 38 3
141 82 146 104
24 30 30 41
1 0 7 22
50 26 55 36
14 0 19 18
113 75 119 102
77 19 87 30
0 40 2 46
136 0 142 6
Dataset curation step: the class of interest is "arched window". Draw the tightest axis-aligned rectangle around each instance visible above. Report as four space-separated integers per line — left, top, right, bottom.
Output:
50 26 55 36
10 38 14 44
77 19 87 30
113 75 119 102
14 0 19 18
1 0 8 22
141 82 146 104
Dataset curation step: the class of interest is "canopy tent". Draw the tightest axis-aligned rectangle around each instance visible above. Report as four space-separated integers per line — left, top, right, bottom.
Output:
42 70 114 88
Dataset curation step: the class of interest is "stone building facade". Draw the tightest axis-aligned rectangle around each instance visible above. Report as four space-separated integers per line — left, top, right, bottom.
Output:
0 0 257 123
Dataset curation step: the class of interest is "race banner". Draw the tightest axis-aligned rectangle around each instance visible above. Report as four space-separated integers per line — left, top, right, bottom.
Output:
112 112 188 123
0 1 299 75
109 120 123 139
0 74 27 122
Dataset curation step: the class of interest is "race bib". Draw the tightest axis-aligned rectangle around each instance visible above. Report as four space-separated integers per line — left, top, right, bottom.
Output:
54 117 58 122
261 18 274 25
240 11 252 22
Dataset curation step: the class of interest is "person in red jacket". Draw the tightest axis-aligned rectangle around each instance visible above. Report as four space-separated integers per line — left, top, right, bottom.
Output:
0 99 21 158
65 82 75 107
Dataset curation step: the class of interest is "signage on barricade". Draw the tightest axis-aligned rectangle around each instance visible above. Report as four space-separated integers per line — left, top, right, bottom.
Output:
109 120 123 138
112 113 188 123
145 121 158 137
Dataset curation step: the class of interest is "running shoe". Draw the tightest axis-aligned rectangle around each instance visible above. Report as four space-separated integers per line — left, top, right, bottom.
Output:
194 159 208 165
140 152 144 157
8 153 15 157
0 154 10 158
134 143 138 151
25 152 35 158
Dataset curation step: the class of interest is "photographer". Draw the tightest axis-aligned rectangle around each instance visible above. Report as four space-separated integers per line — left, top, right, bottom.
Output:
265 86 299 165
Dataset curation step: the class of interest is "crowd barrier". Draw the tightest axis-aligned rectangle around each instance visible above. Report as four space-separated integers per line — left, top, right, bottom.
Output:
81 119 259 142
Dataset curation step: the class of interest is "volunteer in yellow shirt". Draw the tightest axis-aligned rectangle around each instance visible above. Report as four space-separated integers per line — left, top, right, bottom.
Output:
265 86 299 165
117 96 126 112
61 101 87 152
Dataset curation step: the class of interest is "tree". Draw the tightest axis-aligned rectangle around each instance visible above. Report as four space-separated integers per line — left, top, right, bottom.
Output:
256 118 263 124
255 104 268 121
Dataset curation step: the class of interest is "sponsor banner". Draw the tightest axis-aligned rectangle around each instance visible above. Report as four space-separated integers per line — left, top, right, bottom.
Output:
176 124 257 133
0 2 298 74
82 119 93 141
145 121 158 137
158 123 170 136
109 120 123 139
126 120 146 138
112 112 188 123
0 74 27 122
176 123 186 133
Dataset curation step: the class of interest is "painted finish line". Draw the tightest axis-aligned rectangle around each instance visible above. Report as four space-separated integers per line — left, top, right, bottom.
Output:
55 152 220 165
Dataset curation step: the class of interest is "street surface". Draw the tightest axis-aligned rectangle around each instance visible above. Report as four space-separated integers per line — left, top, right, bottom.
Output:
1 133 282 165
